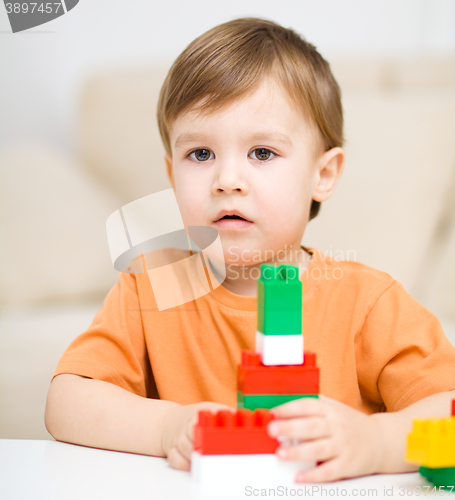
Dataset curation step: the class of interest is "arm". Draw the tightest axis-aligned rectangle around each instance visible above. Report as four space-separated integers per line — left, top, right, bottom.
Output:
372 389 455 474
45 373 178 457
267 390 455 483
45 273 231 466
45 373 230 467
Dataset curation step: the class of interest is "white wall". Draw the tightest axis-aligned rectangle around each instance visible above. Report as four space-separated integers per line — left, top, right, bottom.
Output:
1 0 454 154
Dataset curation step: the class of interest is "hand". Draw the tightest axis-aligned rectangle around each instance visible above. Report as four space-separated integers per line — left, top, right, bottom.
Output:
161 401 233 471
267 395 385 482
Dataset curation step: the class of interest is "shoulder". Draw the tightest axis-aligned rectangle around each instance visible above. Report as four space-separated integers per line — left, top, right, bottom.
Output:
130 247 205 311
304 246 398 306
303 248 407 318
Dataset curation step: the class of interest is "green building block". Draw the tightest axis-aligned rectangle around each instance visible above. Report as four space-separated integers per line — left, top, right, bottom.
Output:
257 264 302 336
419 466 455 489
237 392 318 410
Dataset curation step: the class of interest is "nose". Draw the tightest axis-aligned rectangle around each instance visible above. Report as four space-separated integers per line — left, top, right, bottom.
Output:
211 159 249 195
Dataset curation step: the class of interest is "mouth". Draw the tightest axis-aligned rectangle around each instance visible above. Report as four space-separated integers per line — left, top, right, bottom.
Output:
218 214 247 221
213 210 253 230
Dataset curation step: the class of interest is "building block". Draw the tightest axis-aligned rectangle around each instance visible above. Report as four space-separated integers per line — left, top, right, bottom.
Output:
257 264 302 336
238 351 319 395
191 451 315 488
452 399 455 416
193 409 278 455
238 392 318 410
419 466 455 489
406 417 455 468
255 330 304 365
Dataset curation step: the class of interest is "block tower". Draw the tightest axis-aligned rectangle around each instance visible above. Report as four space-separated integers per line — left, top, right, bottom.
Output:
238 263 319 410
405 399 455 488
192 263 320 487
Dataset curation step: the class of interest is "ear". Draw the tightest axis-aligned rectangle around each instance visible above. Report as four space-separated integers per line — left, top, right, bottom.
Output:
311 147 345 203
164 154 175 191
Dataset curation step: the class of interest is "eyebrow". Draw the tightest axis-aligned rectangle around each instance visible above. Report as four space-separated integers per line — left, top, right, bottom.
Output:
174 131 293 149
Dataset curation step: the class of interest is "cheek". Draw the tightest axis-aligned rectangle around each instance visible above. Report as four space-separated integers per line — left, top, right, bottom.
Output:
174 165 204 195
174 176 206 225
175 194 198 226
259 173 310 225
259 179 302 212
281 167 313 201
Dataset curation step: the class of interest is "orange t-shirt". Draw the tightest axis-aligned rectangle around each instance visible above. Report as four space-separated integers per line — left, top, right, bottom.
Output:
52 246 455 414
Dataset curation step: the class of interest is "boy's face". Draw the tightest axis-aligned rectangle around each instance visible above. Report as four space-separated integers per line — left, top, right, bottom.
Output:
165 77 342 267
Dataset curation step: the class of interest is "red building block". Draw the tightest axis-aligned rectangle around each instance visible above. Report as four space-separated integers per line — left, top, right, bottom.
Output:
193 409 278 455
452 399 455 417
238 351 319 395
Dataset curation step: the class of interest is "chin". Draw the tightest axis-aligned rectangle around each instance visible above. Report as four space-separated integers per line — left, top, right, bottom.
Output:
218 242 265 267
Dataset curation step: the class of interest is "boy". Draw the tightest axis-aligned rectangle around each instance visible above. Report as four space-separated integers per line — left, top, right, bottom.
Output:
45 17 455 483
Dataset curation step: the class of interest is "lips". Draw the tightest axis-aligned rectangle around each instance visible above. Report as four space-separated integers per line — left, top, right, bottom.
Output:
213 209 253 231
214 209 251 222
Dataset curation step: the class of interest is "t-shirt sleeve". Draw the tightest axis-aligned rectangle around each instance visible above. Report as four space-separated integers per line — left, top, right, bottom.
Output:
52 271 158 399
356 279 455 412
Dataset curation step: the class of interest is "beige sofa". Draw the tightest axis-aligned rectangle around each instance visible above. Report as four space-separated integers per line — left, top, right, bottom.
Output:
2 59 455 315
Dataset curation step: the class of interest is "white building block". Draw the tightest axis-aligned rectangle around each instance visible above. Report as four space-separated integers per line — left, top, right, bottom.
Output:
255 331 304 366
191 451 314 489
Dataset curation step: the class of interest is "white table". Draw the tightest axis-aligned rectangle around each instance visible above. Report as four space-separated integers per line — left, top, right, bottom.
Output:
0 439 449 499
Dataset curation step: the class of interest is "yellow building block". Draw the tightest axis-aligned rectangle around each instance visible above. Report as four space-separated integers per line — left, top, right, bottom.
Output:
406 417 455 468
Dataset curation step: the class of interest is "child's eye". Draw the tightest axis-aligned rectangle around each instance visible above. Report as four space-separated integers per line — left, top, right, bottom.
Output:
249 148 276 161
188 149 214 162
187 147 277 162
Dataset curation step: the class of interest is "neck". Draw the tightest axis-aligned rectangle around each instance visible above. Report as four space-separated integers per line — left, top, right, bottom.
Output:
214 244 312 297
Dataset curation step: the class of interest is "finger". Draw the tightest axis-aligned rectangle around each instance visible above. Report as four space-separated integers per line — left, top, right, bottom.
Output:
268 416 330 440
186 415 198 442
271 397 325 418
167 446 191 471
296 457 344 483
176 432 194 461
276 437 336 463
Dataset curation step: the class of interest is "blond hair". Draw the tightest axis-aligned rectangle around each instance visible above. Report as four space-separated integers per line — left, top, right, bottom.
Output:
157 17 344 220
